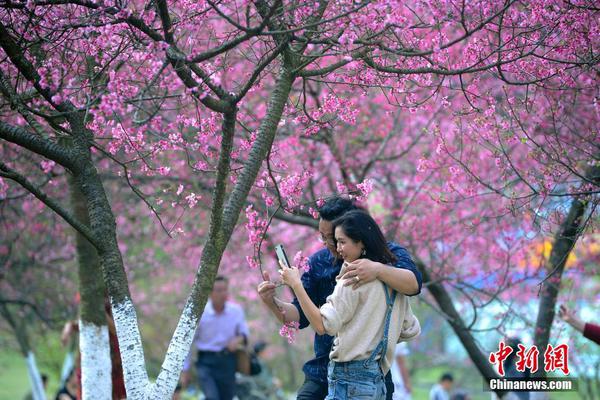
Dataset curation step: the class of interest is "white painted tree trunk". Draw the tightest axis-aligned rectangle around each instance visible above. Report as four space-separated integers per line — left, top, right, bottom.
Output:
111 297 150 399
147 301 199 399
79 321 112 400
26 352 46 400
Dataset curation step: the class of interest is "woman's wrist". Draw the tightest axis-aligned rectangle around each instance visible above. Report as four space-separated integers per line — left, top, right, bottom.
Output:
291 281 303 293
571 318 585 333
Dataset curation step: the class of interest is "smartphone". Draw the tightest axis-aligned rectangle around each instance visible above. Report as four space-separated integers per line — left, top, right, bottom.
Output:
275 244 291 268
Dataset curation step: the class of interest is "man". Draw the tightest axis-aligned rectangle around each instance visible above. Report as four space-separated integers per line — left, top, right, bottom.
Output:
183 276 249 400
257 196 422 400
391 342 413 400
430 373 453 400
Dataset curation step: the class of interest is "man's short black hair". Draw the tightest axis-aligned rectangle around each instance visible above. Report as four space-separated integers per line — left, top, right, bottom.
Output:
441 373 454 382
317 196 360 221
215 275 228 283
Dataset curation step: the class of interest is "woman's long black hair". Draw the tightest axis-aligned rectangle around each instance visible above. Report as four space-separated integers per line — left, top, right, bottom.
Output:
332 210 396 264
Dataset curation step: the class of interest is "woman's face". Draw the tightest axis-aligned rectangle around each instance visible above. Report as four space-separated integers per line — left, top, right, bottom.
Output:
335 226 364 262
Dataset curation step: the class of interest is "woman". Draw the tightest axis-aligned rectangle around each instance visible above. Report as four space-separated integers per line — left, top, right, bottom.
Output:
280 210 420 399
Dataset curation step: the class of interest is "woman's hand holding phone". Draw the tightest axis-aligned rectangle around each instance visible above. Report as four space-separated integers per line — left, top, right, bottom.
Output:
279 259 302 292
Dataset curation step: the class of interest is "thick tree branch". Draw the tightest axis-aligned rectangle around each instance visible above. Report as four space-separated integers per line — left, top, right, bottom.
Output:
165 46 230 112
297 57 355 77
222 66 295 232
150 107 238 397
273 209 318 228
155 0 174 43
200 107 238 259
0 122 76 170
2 0 164 40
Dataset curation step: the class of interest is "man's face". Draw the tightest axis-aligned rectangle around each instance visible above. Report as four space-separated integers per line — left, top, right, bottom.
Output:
318 219 337 256
211 280 229 306
441 379 453 391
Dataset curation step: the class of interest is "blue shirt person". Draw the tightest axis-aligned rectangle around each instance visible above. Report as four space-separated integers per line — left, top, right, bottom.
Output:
183 276 249 400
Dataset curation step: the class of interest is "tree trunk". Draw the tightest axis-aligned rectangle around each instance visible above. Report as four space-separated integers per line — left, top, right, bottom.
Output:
68 173 112 399
532 162 599 378
79 323 112 399
534 199 586 377
67 116 150 398
532 199 586 377
149 66 295 398
417 262 507 398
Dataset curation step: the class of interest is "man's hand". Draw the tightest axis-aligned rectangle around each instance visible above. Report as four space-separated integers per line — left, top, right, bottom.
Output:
279 260 302 292
226 335 244 352
341 259 381 289
257 269 301 324
257 271 277 305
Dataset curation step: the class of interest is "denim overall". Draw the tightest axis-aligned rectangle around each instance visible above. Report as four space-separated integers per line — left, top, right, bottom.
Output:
325 283 397 400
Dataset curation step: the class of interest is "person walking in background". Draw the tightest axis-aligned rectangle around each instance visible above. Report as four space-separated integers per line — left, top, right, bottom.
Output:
258 196 422 400
429 373 453 400
499 337 530 400
391 342 412 400
182 275 249 400
558 304 600 345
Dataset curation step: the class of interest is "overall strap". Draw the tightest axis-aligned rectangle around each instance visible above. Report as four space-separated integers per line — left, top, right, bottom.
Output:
364 282 397 367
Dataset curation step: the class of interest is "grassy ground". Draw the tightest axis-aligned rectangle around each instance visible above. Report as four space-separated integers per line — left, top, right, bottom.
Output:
1 348 584 400
0 349 35 399
0 345 63 399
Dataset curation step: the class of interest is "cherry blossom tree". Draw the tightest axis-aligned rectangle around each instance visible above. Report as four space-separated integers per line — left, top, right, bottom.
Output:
1 0 598 398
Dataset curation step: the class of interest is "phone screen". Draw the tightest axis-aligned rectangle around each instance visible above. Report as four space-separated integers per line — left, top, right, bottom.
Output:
275 244 291 268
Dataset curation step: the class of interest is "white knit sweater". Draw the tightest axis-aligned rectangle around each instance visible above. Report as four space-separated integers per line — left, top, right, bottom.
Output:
320 271 421 374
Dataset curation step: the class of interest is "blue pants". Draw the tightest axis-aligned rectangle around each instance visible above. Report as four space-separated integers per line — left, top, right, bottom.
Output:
325 359 386 400
297 372 394 400
196 351 237 400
